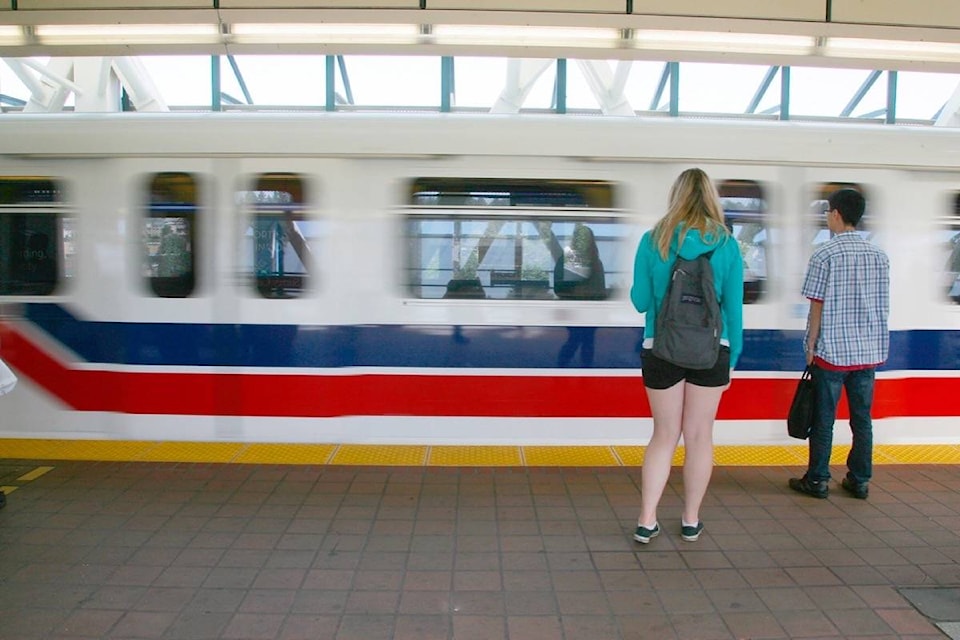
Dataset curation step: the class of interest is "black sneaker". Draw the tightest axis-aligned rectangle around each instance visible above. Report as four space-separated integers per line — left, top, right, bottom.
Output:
789 475 829 499
841 477 869 499
681 521 704 542
0 490 5 509
633 522 660 544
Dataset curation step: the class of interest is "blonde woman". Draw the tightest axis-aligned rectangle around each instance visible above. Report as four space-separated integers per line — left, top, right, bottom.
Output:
630 168 744 543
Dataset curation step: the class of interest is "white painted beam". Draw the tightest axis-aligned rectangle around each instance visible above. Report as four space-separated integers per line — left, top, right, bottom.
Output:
575 60 634 116
490 58 552 114
935 81 960 127
73 57 118 111
8 57 75 112
112 57 168 112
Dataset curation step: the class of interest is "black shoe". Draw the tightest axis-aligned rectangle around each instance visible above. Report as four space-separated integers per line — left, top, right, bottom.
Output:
680 521 704 542
789 475 829 499
633 522 660 544
841 477 869 499
0 490 5 509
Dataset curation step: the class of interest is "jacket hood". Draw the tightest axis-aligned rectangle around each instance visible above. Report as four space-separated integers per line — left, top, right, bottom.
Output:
671 226 726 260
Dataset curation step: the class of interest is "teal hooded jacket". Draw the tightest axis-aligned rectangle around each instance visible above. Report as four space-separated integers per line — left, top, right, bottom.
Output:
630 226 744 368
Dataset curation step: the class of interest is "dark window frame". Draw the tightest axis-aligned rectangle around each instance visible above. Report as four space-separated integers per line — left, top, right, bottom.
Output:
143 172 199 298
0 177 65 296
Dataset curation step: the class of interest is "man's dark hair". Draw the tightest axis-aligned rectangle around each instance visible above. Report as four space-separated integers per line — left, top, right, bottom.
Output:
829 188 866 227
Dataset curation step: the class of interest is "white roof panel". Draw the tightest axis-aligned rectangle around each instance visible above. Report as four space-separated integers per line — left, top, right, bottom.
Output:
427 0 626 11
832 0 960 30
17 0 210 8
631 0 824 21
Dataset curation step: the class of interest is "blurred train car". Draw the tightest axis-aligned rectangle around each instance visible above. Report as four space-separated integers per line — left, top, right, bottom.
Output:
0 113 958 447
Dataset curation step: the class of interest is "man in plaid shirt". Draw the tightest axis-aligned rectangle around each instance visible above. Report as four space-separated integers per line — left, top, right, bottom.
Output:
790 188 890 500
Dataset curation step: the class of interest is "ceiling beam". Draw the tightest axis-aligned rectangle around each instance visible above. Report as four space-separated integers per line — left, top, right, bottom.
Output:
0 7 959 72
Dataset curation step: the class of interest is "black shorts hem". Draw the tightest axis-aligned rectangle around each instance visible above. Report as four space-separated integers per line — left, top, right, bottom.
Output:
641 346 731 389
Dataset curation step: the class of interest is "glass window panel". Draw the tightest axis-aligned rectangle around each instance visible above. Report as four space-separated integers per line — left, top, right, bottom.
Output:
943 193 960 304
790 67 883 118
0 59 34 107
896 71 960 121
143 172 198 297
406 216 627 300
339 55 440 107
808 183 872 251
224 56 328 108
405 177 623 300
237 173 318 299
719 180 767 304
620 61 673 112
565 60 602 111
452 57 509 109
515 58 557 111
679 63 773 114
0 177 66 295
140 56 215 108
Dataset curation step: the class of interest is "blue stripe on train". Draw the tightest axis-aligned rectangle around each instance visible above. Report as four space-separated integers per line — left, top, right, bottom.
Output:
23 303 957 372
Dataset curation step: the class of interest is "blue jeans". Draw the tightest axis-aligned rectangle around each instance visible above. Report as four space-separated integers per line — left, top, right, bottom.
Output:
807 366 876 485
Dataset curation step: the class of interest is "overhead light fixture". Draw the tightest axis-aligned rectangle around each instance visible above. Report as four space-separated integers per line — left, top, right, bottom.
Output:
35 24 220 45
231 23 419 44
432 25 621 49
826 37 960 63
635 30 816 56
0 25 23 46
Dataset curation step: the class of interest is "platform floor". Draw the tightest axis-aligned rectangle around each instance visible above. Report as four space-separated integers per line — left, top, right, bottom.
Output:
1 458 959 640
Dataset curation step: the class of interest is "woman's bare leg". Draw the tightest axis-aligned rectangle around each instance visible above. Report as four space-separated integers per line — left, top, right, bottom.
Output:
679 382 725 525
639 381 684 527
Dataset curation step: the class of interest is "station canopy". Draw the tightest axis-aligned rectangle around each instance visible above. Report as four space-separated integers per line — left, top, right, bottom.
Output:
0 1 959 125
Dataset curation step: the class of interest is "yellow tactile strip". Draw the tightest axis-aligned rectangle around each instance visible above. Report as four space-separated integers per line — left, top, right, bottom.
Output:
2 438 960 466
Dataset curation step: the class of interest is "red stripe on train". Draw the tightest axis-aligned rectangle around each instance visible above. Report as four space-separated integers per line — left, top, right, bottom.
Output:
0 323 953 419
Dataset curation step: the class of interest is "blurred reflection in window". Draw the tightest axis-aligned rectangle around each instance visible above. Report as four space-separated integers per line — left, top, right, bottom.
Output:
143 172 198 298
0 178 68 296
942 193 960 305
719 180 767 304
809 182 871 249
238 173 318 299
404 179 625 300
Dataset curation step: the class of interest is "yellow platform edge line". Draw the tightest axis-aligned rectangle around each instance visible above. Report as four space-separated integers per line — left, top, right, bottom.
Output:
2 439 960 466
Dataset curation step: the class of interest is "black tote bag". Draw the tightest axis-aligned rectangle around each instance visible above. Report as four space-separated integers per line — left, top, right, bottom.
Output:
787 366 815 440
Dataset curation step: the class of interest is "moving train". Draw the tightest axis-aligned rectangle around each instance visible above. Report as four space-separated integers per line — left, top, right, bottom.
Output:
0 112 958 447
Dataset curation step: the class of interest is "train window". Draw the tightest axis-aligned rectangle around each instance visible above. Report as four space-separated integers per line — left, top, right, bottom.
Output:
142 172 198 298
943 193 960 305
719 180 766 304
237 174 316 299
809 182 871 248
405 179 624 300
406 217 627 300
0 177 70 296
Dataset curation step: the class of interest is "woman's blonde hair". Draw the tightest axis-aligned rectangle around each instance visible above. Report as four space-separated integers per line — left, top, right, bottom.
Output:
653 168 728 259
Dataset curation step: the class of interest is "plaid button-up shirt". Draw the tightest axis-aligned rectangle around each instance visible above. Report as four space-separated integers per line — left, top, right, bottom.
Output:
802 231 889 368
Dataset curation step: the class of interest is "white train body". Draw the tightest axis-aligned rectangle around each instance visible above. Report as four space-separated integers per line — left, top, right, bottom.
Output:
0 113 958 446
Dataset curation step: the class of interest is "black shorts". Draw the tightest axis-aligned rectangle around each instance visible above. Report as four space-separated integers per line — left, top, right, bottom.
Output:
641 346 731 389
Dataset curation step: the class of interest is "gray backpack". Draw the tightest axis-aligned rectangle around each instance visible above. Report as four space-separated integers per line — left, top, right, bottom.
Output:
652 248 721 369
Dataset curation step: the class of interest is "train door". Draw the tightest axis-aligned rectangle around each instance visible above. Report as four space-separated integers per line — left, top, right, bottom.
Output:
226 160 335 443
0 165 80 439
